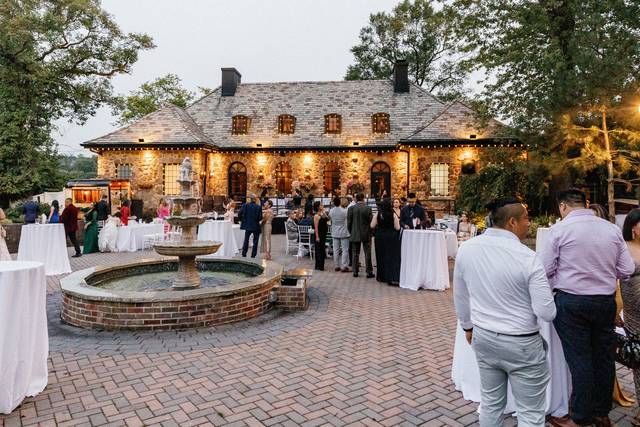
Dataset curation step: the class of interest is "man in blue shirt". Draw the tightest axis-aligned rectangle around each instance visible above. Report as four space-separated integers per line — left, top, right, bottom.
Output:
238 194 262 258
23 200 39 224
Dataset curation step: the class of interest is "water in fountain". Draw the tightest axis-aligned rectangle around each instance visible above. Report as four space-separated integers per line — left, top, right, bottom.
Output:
152 157 222 289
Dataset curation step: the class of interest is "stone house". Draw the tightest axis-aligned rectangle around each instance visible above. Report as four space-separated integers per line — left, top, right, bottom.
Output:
82 61 516 217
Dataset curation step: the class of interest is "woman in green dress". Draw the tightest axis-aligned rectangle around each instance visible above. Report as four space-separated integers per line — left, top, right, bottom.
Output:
82 202 99 254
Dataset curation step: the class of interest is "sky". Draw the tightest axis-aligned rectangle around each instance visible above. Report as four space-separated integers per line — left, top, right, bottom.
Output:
54 0 407 155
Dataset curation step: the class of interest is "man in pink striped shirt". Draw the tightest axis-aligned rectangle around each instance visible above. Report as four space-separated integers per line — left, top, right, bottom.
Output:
541 188 635 427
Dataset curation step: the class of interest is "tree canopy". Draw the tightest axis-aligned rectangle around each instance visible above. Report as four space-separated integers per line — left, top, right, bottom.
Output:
345 0 466 100
0 0 154 206
111 74 212 125
452 0 640 134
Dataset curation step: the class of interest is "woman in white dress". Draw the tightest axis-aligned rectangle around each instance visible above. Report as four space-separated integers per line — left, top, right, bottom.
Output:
0 208 10 260
223 200 236 221
98 214 121 252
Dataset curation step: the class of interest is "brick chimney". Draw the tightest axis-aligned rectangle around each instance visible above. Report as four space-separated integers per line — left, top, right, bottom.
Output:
221 67 241 96
392 60 409 93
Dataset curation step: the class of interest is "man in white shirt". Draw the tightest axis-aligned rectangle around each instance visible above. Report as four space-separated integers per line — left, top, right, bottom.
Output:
454 198 556 427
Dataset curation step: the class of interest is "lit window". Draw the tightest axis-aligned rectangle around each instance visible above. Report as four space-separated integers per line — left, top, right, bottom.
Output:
430 163 449 196
232 115 251 135
116 164 132 179
323 162 340 194
278 115 296 134
372 113 390 134
324 114 342 134
163 163 180 195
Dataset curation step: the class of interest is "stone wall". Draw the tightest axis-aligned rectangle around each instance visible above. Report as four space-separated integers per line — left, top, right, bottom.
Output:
96 145 494 217
97 149 206 211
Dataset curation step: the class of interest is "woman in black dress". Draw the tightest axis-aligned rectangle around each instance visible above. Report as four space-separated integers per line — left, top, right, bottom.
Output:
372 198 401 285
313 201 329 270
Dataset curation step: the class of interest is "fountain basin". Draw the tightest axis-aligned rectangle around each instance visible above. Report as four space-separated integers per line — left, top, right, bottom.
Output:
60 258 283 330
153 241 222 257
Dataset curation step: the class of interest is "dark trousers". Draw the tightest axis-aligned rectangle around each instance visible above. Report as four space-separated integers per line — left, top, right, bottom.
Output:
351 240 372 275
241 230 260 258
66 231 81 255
553 290 617 423
314 239 326 270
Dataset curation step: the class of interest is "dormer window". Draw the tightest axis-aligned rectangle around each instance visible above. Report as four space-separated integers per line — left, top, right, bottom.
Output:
372 113 390 134
232 115 250 135
324 114 342 134
278 114 296 134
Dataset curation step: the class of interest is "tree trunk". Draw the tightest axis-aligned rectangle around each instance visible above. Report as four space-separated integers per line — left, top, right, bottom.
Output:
602 109 616 223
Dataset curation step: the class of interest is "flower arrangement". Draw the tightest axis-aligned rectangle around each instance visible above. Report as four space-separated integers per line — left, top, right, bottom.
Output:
346 179 364 195
299 181 317 193
257 178 274 190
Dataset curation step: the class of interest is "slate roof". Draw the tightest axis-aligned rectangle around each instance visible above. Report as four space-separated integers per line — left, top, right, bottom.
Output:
83 79 502 150
82 104 211 146
403 101 503 142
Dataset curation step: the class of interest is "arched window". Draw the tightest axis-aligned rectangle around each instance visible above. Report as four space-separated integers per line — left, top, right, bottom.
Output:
370 161 391 199
232 115 251 135
278 114 296 134
372 112 390 134
323 162 341 195
275 162 293 195
324 114 342 134
228 162 247 200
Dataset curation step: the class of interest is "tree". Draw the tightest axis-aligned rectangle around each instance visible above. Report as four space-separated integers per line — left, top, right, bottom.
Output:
0 0 154 206
452 0 640 218
111 74 211 125
58 154 98 180
456 148 549 215
345 0 467 100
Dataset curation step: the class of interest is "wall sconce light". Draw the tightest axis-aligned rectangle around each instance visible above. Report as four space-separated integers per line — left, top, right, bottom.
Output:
353 141 360 146
138 138 145 143
352 170 359 179
304 171 311 180
351 157 358 163
256 143 263 148
461 159 477 175
258 170 264 179
469 134 477 140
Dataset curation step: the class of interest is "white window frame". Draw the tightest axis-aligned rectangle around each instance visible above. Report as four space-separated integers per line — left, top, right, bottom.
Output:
430 163 449 196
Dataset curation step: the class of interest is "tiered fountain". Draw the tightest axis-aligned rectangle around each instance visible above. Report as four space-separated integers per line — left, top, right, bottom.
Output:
152 157 221 289
60 156 285 331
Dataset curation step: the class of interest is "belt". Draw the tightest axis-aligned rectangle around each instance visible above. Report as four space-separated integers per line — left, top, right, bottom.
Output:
498 331 539 338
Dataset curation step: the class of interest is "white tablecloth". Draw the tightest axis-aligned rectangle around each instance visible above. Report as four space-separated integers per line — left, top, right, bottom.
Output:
17 224 71 276
445 230 458 258
116 223 164 252
197 220 239 258
400 230 450 291
232 224 249 249
0 261 48 414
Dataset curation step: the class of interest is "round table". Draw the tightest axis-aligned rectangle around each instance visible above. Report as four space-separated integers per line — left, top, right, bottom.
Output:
116 223 164 252
197 220 239 258
444 230 458 258
0 261 48 414
399 230 450 291
17 224 71 276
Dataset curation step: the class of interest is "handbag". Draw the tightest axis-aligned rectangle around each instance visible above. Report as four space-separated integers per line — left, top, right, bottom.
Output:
615 329 640 369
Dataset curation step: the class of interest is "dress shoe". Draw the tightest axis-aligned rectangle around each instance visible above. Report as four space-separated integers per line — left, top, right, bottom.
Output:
341 267 351 273
353 273 358 278
72 254 82 258
366 273 375 279
335 267 341 272
593 416 612 427
547 416 584 427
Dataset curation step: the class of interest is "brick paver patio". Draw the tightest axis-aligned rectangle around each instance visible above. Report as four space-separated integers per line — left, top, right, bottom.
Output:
1 235 638 426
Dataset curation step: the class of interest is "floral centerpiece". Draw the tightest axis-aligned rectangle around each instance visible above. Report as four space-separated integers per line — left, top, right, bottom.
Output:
299 182 317 193
346 179 365 195
257 178 274 191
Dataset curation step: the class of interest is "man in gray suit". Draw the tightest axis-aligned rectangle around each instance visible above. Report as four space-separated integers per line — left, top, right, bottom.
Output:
347 193 374 278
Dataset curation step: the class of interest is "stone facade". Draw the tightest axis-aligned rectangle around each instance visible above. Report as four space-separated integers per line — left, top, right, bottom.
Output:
96 145 489 216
